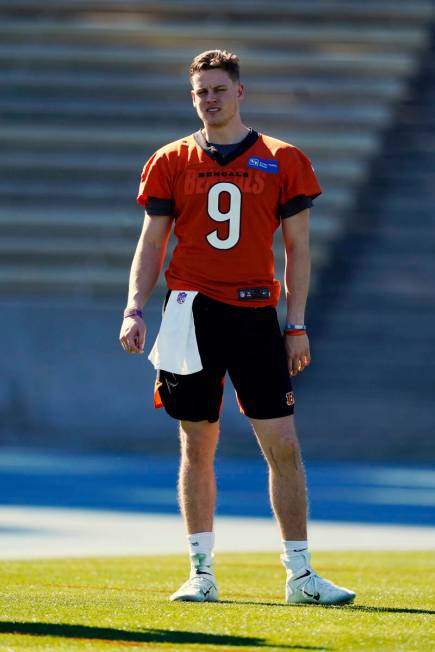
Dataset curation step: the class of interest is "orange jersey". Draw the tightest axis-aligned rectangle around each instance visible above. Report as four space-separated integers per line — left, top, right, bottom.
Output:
137 130 321 307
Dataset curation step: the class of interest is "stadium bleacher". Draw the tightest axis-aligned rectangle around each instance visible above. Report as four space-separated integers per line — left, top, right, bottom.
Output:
300 23 435 462
1 1 434 461
1 0 434 295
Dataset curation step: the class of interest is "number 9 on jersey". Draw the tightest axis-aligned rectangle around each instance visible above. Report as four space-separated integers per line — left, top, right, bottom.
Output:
206 182 242 250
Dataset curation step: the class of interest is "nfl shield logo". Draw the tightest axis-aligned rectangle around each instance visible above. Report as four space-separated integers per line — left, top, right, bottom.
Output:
177 292 188 304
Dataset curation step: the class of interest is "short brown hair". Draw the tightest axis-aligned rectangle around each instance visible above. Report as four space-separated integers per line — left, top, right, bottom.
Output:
189 49 240 82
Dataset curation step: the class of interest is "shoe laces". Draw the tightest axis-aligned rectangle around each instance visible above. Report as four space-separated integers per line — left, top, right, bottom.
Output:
290 569 321 597
297 571 339 599
187 573 215 590
300 572 318 593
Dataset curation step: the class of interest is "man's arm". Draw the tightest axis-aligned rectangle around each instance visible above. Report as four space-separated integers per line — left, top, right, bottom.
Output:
281 208 311 376
119 213 172 354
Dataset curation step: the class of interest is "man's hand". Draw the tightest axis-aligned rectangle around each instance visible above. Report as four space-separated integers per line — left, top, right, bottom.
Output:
284 333 311 377
119 316 146 354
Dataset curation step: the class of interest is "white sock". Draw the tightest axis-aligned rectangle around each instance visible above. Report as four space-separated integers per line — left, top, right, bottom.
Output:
187 531 215 576
281 540 310 576
282 540 308 558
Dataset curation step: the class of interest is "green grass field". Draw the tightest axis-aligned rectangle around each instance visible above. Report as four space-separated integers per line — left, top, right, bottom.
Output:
0 551 433 651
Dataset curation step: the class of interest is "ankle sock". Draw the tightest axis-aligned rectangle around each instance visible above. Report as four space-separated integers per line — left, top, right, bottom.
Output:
281 540 310 576
187 531 214 576
282 540 308 558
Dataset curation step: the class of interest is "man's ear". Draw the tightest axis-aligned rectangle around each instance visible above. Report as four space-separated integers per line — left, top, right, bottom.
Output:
238 83 245 100
191 89 196 106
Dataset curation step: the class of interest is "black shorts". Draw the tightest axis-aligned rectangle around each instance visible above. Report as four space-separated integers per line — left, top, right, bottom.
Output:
155 292 295 422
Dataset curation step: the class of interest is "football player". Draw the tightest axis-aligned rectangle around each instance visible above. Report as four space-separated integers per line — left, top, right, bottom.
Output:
120 49 355 606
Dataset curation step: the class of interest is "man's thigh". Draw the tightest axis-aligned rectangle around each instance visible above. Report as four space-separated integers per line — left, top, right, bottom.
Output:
227 306 295 420
156 293 227 422
157 367 225 422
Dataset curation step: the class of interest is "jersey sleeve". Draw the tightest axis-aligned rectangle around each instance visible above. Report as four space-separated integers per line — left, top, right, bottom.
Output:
137 149 175 216
279 147 322 219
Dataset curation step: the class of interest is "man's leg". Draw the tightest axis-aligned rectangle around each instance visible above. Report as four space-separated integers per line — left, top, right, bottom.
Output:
251 414 355 605
250 414 307 540
170 419 220 602
178 419 219 534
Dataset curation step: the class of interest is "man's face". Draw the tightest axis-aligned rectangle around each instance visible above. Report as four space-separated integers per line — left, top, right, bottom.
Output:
191 68 244 128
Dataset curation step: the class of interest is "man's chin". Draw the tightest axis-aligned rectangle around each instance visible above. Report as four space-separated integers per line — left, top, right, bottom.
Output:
202 113 226 127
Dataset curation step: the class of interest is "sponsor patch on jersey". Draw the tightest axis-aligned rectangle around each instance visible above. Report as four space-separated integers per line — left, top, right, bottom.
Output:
176 291 188 304
247 157 279 174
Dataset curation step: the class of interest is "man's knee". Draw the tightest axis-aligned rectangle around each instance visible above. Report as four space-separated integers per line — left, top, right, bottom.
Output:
269 430 301 462
252 415 298 445
251 416 303 469
266 434 303 477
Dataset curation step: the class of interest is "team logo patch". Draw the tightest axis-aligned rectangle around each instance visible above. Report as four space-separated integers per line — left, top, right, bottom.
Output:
247 157 279 174
286 391 295 407
177 292 188 304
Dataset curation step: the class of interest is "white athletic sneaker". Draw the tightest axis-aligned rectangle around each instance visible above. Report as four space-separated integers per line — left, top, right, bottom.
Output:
170 572 219 602
281 553 356 605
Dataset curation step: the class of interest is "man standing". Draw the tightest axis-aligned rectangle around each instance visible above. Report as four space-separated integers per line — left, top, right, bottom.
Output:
120 50 355 605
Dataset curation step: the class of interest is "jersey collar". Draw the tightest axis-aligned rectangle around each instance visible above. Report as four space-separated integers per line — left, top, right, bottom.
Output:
193 128 259 166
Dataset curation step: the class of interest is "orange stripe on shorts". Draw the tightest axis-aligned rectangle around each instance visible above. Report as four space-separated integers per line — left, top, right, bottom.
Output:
154 380 164 409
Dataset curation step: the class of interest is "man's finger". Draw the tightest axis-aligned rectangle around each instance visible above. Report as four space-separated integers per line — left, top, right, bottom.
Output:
289 356 310 376
134 335 144 353
120 336 131 353
300 355 309 370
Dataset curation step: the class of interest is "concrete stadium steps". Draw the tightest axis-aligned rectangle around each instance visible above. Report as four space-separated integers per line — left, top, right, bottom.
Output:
0 20 428 54
0 184 354 221
0 208 328 296
1 0 434 24
0 97 393 130
0 266 129 296
1 152 369 185
0 124 381 152
0 257 325 297
299 31 435 459
1 0 434 296
0 208 343 244
0 57 412 129
3 148 386 191
0 100 388 139
0 209 135 296
0 49 415 90
0 150 369 199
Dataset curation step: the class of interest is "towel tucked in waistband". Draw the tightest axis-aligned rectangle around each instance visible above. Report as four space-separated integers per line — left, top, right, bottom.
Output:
148 290 202 375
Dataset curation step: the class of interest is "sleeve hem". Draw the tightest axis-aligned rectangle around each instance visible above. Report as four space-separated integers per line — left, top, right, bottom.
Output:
137 196 175 217
280 194 319 219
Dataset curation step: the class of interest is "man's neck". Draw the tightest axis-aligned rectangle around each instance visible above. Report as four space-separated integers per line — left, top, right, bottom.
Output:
202 123 250 145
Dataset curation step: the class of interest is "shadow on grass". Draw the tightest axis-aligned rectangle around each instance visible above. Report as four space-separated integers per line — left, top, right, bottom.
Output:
221 600 435 616
0 621 329 649
221 600 293 608
342 605 435 615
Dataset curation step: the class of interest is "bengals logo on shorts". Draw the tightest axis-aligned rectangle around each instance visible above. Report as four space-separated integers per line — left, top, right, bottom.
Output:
286 391 295 406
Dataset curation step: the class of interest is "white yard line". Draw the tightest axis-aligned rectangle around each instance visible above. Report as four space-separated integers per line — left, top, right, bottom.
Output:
0 507 433 560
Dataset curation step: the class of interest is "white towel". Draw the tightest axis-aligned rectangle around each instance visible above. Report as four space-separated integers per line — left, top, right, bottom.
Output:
148 290 202 375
